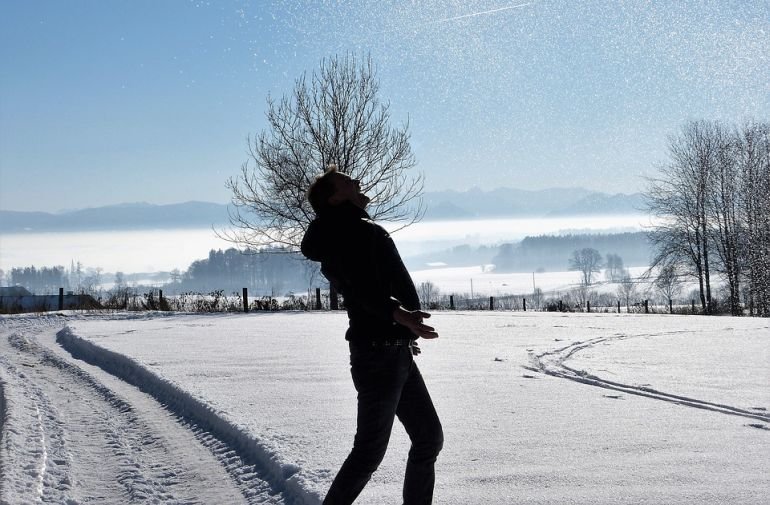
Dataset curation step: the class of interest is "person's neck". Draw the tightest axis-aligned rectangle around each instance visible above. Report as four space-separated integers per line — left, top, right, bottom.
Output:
325 201 369 219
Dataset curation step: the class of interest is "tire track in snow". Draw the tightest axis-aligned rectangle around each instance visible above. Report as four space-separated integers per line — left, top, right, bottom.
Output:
56 326 319 505
0 316 271 504
1 336 80 503
528 332 770 424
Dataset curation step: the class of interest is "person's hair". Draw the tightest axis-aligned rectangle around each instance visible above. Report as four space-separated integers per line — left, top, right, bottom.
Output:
307 164 339 214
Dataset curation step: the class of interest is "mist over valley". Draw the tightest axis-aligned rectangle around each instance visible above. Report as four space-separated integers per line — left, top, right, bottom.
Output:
1 187 652 297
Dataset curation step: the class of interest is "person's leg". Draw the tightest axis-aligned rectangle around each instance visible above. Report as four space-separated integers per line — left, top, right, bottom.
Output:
323 346 411 505
397 360 443 505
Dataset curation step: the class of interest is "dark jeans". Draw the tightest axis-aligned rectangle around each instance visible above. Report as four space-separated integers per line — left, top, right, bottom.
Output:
323 343 444 505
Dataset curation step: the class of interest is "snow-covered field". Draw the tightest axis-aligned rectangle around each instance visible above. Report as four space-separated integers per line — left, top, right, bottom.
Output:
409 265 652 298
1 311 768 504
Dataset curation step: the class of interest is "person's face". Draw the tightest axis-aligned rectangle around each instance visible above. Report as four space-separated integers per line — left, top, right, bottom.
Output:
329 173 370 209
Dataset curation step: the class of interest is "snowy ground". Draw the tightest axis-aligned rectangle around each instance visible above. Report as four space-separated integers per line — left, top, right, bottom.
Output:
408 265 653 298
1 311 768 504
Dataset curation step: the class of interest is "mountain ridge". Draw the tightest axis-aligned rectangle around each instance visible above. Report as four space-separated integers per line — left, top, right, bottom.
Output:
0 188 646 232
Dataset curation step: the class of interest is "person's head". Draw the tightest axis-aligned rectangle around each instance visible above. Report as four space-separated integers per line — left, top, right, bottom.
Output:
307 165 370 214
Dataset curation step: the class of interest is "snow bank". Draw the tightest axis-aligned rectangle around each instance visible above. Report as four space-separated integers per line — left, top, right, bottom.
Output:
56 327 322 505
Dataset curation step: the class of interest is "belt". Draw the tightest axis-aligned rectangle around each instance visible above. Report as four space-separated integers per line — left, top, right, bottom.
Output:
371 339 421 355
370 338 416 347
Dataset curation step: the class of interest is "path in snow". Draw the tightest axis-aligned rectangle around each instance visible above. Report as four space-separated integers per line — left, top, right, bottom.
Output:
0 315 285 504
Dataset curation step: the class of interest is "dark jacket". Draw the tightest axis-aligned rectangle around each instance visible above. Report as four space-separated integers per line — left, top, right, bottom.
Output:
301 202 420 342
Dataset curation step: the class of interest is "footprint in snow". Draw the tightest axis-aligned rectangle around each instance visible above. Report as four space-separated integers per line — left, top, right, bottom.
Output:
750 407 767 411
522 374 537 379
603 394 623 400
493 357 505 362
746 424 769 431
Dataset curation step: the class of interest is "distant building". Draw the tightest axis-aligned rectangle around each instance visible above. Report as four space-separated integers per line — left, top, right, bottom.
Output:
0 286 33 297
0 287 101 314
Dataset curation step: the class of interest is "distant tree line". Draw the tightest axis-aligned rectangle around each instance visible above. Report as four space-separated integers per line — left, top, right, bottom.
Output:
5 262 106 296
6 266 68 294
646 120 770 316
492 232 651 273
168 247 317 296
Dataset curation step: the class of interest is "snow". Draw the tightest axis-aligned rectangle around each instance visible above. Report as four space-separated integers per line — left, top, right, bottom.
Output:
2 311 765 504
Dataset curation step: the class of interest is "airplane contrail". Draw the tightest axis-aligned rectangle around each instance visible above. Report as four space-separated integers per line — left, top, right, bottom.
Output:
369 1 536 36
428 2 535 26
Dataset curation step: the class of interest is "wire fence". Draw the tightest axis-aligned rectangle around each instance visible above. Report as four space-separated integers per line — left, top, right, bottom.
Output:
0 280 750 317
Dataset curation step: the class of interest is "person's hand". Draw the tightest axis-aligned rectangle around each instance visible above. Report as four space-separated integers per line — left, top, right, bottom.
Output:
392 307 439 339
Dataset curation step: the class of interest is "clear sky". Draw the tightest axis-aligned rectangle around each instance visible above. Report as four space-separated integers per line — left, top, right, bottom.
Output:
1 0 768 212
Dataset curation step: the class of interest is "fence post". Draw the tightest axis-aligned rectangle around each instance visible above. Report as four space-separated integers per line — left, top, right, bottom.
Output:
692 299 696 314
669 300 673 314
644 300 649 314
617 300 620 313
315 288 322 310
58 287 64 311
587 301 591 313
489 296 494 311
558 300 563 312
449 295 455 310
330 285 339 310
243 288 249 312
523 298 526 312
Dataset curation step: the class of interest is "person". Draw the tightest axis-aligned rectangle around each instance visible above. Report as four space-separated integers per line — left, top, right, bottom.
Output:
301 166 444 505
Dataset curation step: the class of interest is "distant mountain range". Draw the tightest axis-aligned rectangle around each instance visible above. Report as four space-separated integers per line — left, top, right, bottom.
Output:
422 187 645 219
0 188 646 232
0 202 232 233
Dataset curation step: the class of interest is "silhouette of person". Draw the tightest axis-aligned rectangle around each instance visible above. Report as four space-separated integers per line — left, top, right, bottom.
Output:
301 166 443 505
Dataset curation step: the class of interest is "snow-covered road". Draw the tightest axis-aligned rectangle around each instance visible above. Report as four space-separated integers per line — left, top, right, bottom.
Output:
0 315 284 504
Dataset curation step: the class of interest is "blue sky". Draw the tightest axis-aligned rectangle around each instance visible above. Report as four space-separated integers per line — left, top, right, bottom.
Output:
1 0 768 212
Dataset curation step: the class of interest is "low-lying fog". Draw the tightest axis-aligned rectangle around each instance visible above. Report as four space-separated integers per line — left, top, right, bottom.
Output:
0 214 651 275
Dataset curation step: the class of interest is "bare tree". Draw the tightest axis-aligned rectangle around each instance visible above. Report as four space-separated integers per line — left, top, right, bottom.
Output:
647 119 770 316
573 284 597 311
417 281 441 310
616 269 637 312
224 53 424 250
169 268 182 284
109 271 132 309
736 121 770 316
654 264 682 308
568 248 603 286
604 253 624 282
303 260 322 306
706 123 743 315
646 120 719 314
532 287 543 310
